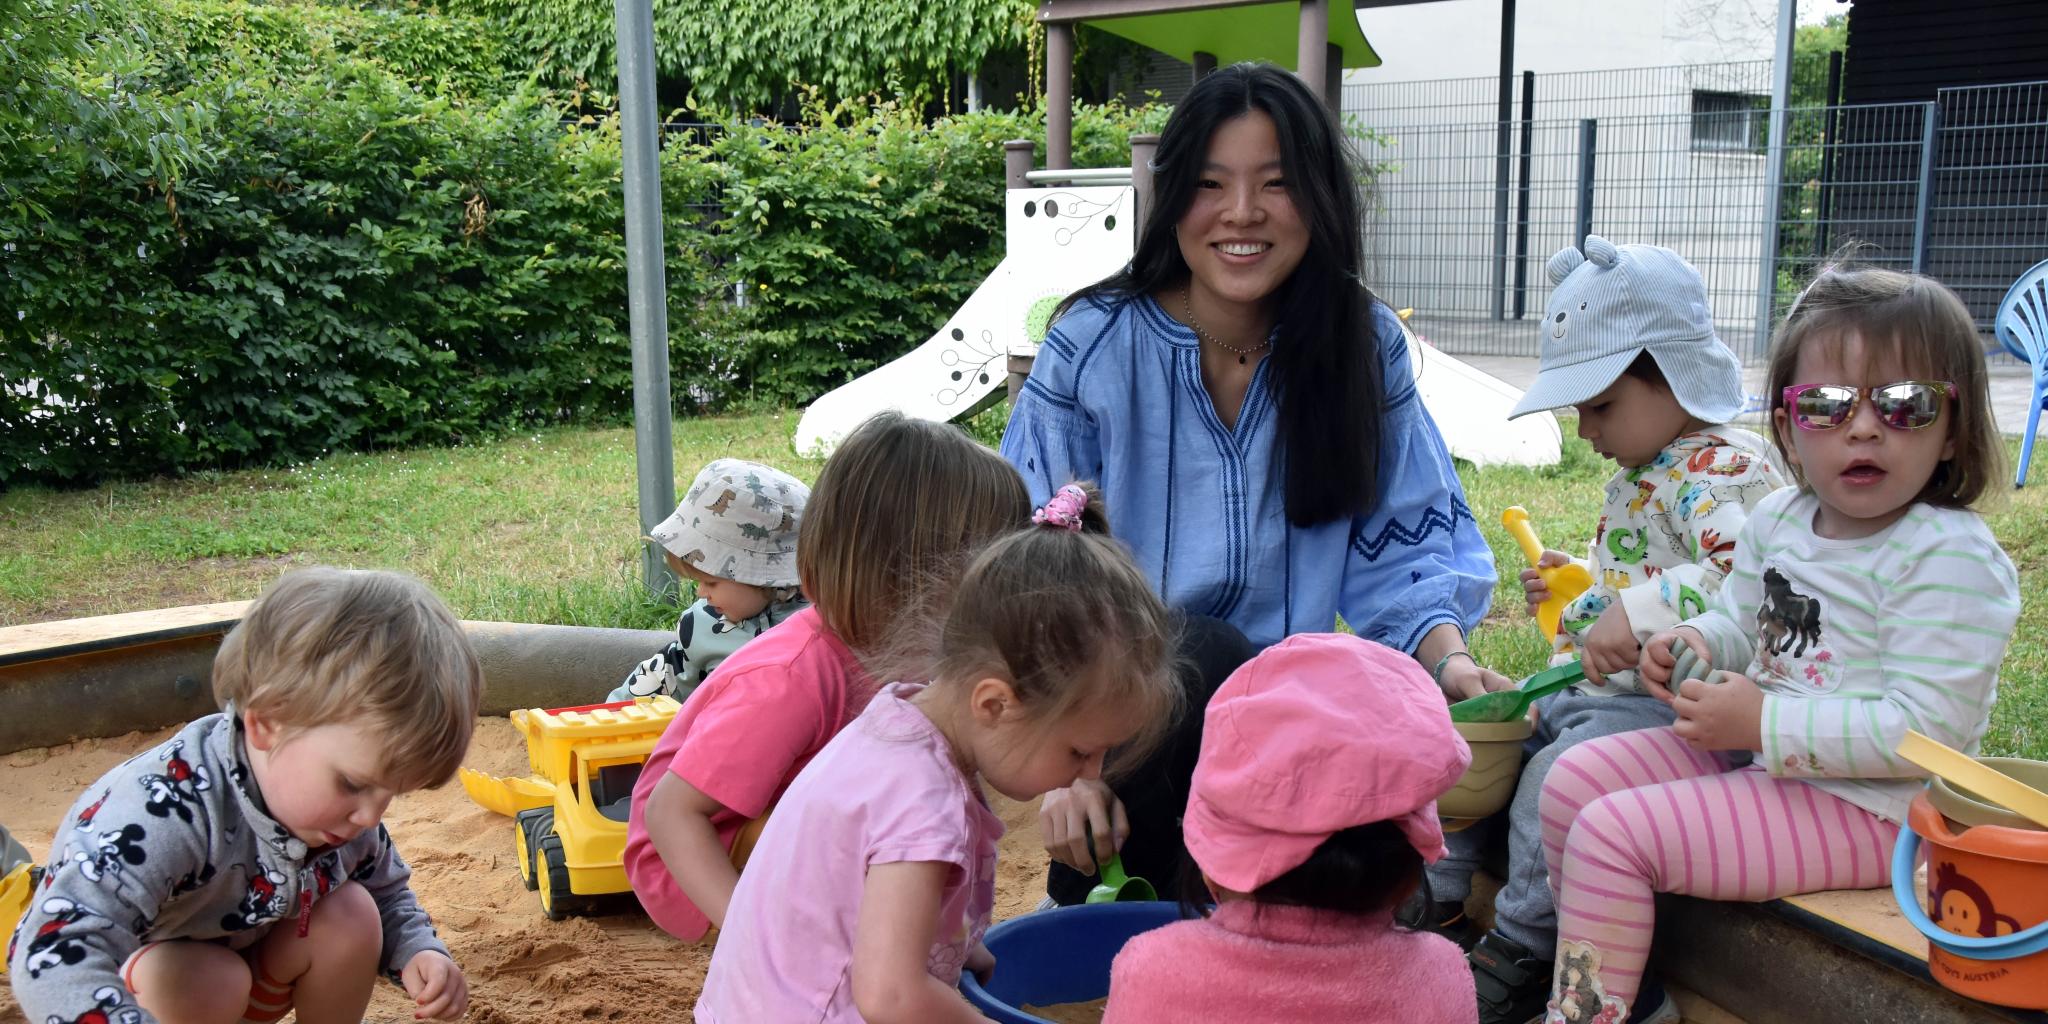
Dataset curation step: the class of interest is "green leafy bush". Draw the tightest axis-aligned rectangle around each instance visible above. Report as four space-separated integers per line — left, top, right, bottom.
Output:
662 97 1169 407
1 0 1167 486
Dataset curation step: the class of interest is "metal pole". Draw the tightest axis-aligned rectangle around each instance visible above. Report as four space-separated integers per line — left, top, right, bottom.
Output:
1325 42 1342 114
1047 22 1075 171
1814 50 1842 257
1753 0 1796 361
1005 140 1035 190
615 0 675 599
1512 69 1535 319
1132 133 1161 230
1911 101 1942 274
1490 0 1517 320
1297 0 1328 102
1576 118 1597 251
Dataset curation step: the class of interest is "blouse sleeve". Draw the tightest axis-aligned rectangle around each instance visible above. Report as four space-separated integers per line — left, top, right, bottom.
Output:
1000 315 1103 508
1339 307 1497 654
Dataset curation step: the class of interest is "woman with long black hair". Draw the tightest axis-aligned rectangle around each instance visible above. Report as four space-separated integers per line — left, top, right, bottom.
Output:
1001 62 1509 905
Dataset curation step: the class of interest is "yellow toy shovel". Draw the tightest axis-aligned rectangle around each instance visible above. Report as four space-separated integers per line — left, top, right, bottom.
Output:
1896 731 2048 830
1501 506 1594 641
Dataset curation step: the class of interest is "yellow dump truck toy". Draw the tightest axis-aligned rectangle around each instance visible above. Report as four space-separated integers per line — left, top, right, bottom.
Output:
459 696 680 920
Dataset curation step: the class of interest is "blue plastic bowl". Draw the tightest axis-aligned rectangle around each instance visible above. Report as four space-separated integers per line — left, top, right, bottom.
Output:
961 901 1184 1023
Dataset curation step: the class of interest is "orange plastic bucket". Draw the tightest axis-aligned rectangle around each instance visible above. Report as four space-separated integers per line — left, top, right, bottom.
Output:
1895 791 2048 1009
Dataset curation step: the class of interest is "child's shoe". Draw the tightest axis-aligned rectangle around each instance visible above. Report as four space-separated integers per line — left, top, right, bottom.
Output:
1627 978 1682 1024
1427 898 1480 952
1469 930 1552 1024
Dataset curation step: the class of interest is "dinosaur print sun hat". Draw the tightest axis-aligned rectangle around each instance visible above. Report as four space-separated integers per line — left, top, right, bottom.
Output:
647 459 809 588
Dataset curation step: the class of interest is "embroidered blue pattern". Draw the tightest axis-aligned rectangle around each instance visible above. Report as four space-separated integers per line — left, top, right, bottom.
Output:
1352 497 1476 563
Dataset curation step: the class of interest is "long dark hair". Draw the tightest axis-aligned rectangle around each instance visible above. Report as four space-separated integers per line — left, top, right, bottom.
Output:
1058 62 1384 527
1175 820 1424 919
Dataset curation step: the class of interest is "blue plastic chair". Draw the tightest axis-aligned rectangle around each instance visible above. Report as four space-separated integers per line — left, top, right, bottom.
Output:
1998 258 2048 487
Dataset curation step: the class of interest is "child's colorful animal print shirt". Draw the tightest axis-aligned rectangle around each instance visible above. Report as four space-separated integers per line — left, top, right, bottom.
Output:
1681 488 2019 824
6 711 448 1024
1556 427 1787 696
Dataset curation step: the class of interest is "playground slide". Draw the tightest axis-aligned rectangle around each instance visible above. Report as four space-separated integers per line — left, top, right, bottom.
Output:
1403 326 1563 468
793 182 1560 469
792 185 1137 456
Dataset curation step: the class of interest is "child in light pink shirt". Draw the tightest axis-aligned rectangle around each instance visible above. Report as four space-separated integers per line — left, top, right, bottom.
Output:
1104 633 1477 1024
697 484 1185 1024
624 411 1028 941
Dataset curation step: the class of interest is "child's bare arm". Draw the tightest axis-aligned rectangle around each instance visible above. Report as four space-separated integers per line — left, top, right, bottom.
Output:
851 861 989 1024
644 771 741 930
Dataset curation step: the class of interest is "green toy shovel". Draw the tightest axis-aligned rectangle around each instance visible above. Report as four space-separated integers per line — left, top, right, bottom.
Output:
1448 661 1586 724
1083 820 1157 903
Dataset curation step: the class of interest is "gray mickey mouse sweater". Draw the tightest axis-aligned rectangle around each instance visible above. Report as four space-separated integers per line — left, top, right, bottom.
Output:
7 710 448 1024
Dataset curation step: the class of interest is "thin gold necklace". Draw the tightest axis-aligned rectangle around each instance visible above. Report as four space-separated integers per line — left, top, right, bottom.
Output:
1182 288 1270 365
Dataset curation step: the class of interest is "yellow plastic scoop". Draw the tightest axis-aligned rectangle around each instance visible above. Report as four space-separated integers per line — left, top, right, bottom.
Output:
1501 506 1595 641
1896 731 2048 830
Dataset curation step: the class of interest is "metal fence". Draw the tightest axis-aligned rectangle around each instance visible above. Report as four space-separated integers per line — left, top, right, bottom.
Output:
1348 68 2048 362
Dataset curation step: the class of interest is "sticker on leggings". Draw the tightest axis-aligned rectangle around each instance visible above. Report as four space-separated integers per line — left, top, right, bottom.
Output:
1547 940 1629 1024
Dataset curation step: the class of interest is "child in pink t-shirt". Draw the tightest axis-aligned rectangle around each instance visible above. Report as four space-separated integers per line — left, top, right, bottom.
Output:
697 484 1185 1024
624 411 1029 941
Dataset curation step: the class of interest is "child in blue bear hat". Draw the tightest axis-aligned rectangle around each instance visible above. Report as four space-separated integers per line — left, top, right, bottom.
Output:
1427 236 1788 1024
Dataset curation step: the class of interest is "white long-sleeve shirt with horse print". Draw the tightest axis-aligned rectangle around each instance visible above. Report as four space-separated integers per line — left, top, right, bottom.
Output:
1680 487 2020 824
1553 426 1787 696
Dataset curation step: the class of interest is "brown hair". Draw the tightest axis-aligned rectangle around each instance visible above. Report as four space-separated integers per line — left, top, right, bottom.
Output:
797 411 1030 656
214 567 483 791
931 482 1183 769
1765 265 2004 508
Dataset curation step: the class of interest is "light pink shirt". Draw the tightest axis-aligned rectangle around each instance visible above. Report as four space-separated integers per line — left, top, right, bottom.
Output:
624 606 871 941
1104 902 1474 1024
695 683 1003 1024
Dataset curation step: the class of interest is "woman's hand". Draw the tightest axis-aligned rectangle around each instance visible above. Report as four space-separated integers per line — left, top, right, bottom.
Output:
1672 671 1764 753
1437 653 1515 702
1521 550 1573 615
1639 626 1709 703
1577 602 1640 686
1039 778 1126 873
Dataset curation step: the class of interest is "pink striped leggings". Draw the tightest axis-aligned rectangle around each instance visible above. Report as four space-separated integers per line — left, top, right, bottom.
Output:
1538 727 1898 1024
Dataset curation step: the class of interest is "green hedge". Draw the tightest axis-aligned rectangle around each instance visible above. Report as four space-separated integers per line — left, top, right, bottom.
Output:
0 0 1165 487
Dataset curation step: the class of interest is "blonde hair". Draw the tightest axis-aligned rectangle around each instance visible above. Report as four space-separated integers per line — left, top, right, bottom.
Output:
797 411 1030 655
932 482 1183 770
1766 265 2005 509
214 567 483 791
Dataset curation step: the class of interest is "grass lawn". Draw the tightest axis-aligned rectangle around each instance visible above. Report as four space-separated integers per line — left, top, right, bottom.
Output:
4 407 2041 759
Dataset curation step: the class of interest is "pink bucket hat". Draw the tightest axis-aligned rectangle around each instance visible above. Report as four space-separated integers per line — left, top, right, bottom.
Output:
1183 633 1473 893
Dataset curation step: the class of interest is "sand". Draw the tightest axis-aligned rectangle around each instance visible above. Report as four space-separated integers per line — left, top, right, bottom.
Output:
0 718 1055 1024
1019 997 1108 1023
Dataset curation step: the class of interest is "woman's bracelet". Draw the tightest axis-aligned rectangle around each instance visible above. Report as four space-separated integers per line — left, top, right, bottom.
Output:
1431 649 1476 686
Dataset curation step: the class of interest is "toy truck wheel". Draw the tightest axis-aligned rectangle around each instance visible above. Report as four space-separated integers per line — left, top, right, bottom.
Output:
513 808 551 892
536 832 584 921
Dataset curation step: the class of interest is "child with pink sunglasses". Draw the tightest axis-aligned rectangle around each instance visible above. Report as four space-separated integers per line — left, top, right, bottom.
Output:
1534 266 2019 1024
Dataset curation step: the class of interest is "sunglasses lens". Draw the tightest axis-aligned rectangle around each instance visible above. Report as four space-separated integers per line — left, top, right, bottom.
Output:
1872 383 1944 430
1793 386 1857 429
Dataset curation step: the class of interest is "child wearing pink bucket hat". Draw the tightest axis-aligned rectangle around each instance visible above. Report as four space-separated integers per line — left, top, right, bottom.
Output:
1102 633 1477 1024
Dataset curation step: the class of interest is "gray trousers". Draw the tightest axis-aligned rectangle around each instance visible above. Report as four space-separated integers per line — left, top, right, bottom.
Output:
1428 689 1678 954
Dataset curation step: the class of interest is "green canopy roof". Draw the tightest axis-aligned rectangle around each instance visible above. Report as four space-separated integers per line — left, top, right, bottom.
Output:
1081 2 1381 70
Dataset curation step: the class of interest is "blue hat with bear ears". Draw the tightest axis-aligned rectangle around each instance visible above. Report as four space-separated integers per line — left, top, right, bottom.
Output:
1508 235 1744 423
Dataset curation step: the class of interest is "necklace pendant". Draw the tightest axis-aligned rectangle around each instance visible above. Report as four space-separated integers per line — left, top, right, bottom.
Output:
1238 354 1247 365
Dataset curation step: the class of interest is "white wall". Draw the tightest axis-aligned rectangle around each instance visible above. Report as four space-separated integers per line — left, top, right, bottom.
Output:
1345 0 1777 84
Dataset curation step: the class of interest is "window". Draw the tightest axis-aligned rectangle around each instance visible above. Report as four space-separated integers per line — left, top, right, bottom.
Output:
1691 90 1769 153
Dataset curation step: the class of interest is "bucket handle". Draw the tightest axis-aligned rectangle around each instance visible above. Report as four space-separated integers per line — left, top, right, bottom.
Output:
1891 828 2048 960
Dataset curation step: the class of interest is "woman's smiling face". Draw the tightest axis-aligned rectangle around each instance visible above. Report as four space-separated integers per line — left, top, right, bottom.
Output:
1175 111 1310 318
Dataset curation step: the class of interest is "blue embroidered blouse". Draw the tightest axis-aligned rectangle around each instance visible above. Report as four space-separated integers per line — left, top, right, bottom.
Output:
1001 292 1496 652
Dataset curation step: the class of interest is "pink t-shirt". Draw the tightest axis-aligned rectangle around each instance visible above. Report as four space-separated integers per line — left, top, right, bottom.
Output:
695 683 1004 1024
624 606 872 941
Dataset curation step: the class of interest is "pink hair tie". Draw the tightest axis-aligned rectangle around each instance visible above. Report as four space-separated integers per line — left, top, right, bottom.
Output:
1033 485 1089 532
